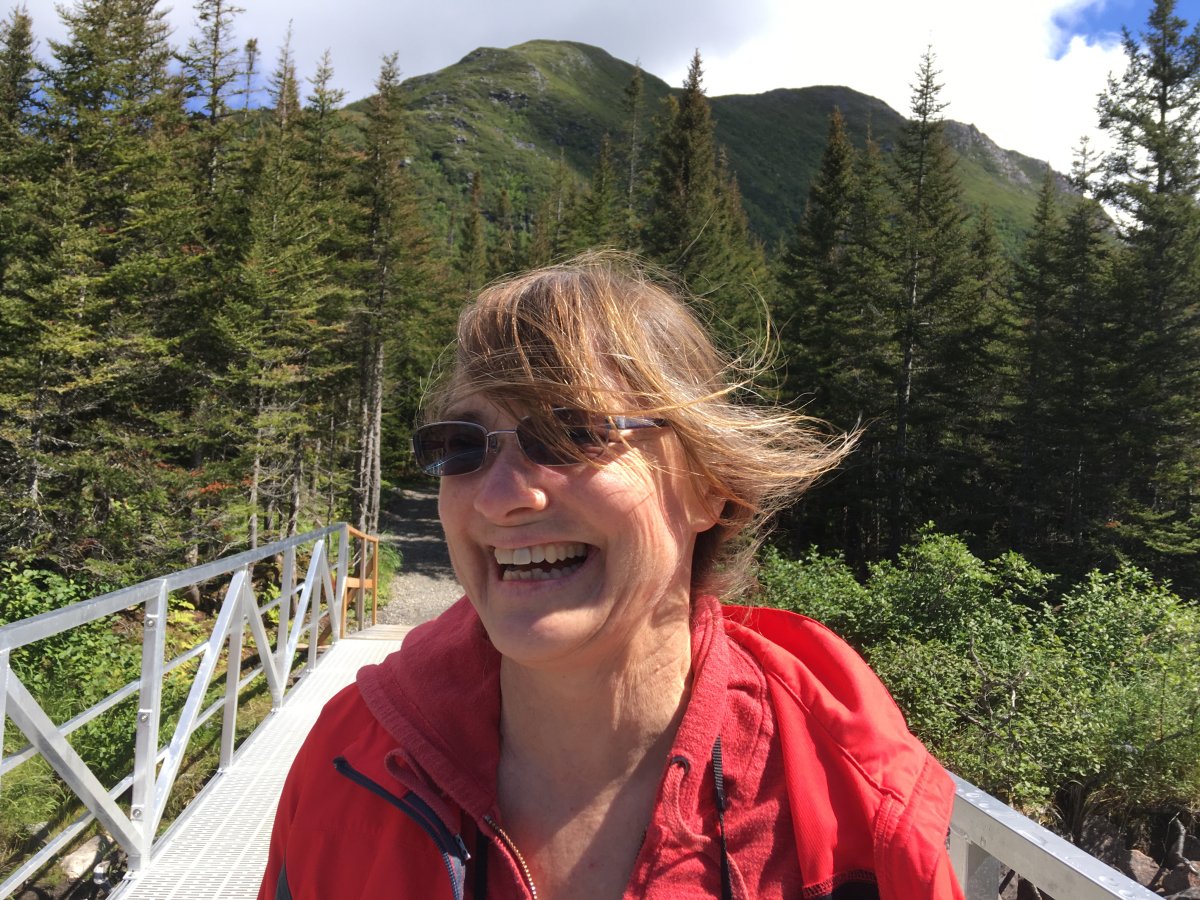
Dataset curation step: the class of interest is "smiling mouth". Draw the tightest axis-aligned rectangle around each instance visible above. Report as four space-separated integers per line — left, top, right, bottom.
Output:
493 542 590 582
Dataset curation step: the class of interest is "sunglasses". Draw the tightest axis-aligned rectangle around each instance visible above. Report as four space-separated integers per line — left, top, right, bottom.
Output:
412 408 667 477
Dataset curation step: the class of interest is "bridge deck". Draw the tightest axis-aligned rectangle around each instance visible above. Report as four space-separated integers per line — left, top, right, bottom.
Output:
111 627 409 899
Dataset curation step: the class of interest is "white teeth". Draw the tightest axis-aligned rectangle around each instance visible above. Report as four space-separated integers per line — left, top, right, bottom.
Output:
500 562 585 582
493 543 587 566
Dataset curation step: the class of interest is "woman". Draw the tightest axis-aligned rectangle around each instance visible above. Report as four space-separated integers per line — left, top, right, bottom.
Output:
259 253 963 899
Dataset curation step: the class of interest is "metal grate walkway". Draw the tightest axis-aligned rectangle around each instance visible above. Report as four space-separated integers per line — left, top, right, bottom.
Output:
110 628 409 899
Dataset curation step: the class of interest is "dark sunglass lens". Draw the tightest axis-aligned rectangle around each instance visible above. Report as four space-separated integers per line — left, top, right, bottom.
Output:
515 427 573 466
413 423 486 476
517 409 609 466
557 409 610 450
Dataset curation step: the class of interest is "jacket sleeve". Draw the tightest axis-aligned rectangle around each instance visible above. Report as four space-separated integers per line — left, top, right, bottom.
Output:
256 684 366 900
257 729 311 900
725 607 965 900
876 754 964 900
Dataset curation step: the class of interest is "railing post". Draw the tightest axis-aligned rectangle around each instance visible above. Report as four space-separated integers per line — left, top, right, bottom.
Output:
336 526 349 632
309 543 323 669
950 830 1001 900
0 648 9 794
131 581 168 870
356 536 367 633
275 546 295 709
220 570 249 771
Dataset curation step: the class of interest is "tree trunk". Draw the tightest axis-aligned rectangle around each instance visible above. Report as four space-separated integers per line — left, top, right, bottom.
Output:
891 257 918 554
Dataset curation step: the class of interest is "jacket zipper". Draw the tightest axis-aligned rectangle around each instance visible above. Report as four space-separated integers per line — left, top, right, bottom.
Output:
483 814 539 899
333 756 470 900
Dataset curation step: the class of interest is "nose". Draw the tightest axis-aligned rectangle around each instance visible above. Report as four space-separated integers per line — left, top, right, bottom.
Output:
473 432 549 520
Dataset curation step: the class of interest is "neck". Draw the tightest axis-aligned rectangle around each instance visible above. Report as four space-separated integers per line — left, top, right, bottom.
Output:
498 601 693 785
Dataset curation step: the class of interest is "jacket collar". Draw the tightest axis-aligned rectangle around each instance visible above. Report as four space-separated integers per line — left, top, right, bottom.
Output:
352 594 734 826
356 598 502 824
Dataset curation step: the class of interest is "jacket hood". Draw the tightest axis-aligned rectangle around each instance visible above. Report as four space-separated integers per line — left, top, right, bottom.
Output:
356 597 502 824
352 594 738 825
328 597 958 899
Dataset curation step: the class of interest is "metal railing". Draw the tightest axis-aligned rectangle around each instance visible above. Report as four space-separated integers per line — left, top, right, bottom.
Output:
950 775 1159 899
339 525 379 637
0 523 376 897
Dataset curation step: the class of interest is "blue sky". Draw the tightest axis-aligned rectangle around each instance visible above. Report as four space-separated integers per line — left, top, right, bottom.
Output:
1053 0 1200 54
12 0 1195 173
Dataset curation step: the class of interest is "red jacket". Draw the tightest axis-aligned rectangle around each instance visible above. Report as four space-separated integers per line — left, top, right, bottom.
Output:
259 596 962 899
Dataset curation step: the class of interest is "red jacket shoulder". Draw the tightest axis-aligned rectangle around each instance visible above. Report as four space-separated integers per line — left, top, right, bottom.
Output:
724 605 963 900
257 684 454 900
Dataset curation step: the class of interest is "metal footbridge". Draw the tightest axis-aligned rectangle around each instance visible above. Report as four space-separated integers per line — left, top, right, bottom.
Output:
0 525 1160 899
111 627 408 899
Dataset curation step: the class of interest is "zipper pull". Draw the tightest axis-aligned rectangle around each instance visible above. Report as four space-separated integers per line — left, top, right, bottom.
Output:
456 832 471 862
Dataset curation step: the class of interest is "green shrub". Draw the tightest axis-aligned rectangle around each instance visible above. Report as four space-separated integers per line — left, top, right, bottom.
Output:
0 565 144 868
757 531 1200 839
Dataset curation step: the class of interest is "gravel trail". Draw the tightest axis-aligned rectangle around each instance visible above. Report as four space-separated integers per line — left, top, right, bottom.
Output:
376 485 463 627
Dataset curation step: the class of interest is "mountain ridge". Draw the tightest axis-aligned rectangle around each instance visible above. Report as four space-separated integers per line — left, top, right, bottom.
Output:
346 39 1065 251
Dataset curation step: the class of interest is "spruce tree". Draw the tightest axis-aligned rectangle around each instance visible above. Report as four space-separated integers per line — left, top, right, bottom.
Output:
456 172 488 291
0 6 41 296
178 0 243 196
569 133 624 251
776 108 869 556
778 107 857 408
644 51 765 338
488 182 518 274
349 53 443 534
621 62 645 242
1011 169 1064 548
1054 190 1117 560
525 152 576 268
0 8 41 545
886 48 977 550
11 0 195 576
947 207 1011 533
1096 0 1200 581
220 37 338 546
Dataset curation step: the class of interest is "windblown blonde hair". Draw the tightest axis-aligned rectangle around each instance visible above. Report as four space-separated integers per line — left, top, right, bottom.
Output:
424 251 855 599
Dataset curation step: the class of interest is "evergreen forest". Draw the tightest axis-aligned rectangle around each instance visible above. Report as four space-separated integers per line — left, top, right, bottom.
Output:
2 0 1196 597
1 0 1199 866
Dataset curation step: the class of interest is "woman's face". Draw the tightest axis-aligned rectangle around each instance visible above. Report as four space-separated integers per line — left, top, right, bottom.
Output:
437 395 719 673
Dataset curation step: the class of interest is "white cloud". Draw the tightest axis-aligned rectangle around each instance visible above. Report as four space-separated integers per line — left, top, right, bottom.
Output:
698 0 1129 173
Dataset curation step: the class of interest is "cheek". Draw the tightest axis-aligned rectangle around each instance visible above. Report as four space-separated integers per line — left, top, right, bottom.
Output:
653 467 720 538
437 481 470 540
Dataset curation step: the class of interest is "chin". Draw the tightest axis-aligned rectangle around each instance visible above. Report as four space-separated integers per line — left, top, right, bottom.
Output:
476 603 604 670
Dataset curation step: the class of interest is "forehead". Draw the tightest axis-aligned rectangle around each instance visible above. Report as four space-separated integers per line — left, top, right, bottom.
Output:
435 359 634 421
441 395 508 424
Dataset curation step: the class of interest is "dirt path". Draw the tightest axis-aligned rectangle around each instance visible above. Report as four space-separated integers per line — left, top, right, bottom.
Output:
376 484 463 627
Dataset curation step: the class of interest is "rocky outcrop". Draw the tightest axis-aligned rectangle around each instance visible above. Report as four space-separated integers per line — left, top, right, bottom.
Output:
943 121 1076 195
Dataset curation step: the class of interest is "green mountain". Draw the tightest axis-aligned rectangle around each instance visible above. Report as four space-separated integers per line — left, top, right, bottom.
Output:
347 39 1066 252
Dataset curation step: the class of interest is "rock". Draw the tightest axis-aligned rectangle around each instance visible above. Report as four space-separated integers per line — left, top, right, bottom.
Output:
999 868 1018 899
1080 815 1126 870
1017 876 1055 899
1165 888 1200 899
59 835 106 881
1123 848 1161 887
1162 864 1200 894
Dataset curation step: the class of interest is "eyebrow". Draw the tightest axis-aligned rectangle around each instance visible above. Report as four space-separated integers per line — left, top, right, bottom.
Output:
441 408 486 425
